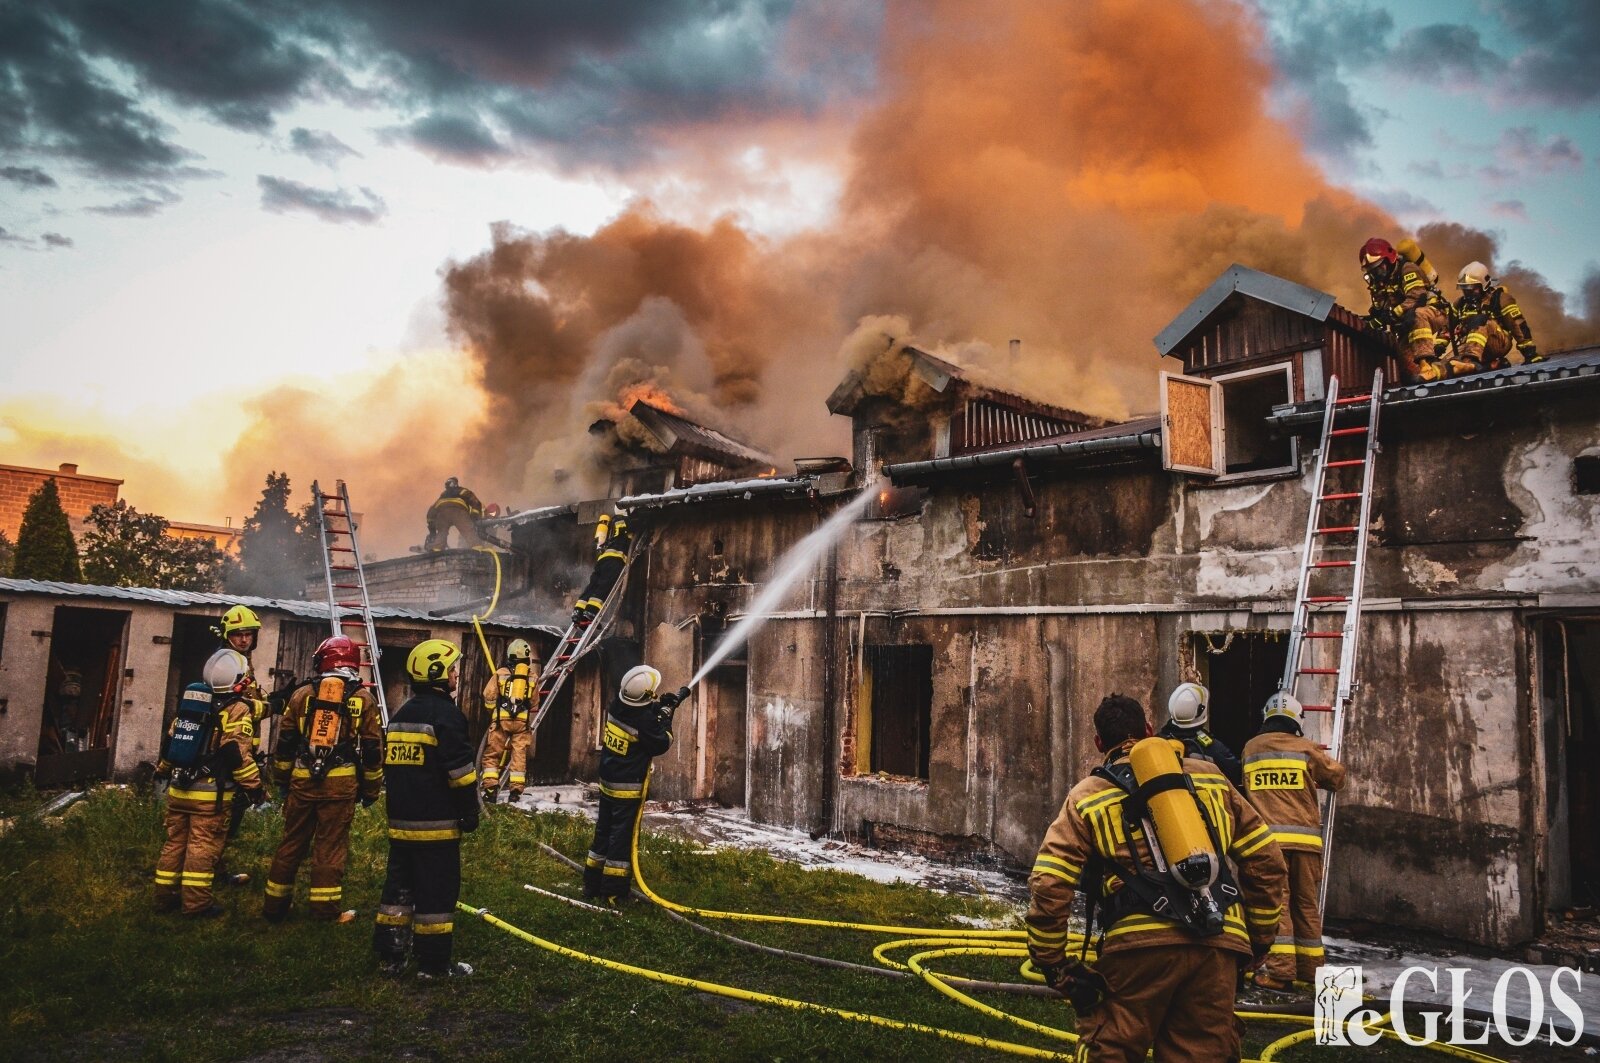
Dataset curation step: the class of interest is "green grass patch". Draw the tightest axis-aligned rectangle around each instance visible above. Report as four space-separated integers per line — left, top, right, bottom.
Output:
0 787 1578 1062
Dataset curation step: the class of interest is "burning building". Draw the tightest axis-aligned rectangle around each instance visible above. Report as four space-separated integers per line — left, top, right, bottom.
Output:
399 262 1599 952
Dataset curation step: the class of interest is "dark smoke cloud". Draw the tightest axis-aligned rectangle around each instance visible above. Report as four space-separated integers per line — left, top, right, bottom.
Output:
257 174 386 224
288 127 360 168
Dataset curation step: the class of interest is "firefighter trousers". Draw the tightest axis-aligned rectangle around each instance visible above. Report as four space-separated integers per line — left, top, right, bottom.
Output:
425 507 481 551
154 805 230 915
481 726 531 795
1396 304 1453 384
373 840 461 974
264 793 357 921
1263 850 1325 983
1072 945 1243 1063
584 792 642 900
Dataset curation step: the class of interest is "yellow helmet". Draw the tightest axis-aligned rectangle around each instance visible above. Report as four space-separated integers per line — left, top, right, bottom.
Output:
222 605 261 636
407 639 462 683
507 638 533 662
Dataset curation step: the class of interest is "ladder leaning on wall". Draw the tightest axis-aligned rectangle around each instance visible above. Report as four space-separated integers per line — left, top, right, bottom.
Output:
1278 369 1382 908
312 479 389 725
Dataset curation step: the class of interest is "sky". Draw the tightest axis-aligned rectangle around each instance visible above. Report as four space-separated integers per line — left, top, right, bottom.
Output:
1 0 1596 554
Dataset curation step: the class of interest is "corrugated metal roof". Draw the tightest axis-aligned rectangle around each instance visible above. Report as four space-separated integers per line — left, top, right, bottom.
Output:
1154 264 1338 356
0 578 451 625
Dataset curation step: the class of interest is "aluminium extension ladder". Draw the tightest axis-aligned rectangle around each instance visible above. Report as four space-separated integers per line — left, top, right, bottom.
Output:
524 529 650 737
312 479 389 725
1278 369 1382 908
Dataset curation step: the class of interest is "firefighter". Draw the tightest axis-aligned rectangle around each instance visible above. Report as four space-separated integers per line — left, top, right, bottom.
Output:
153 650 268 917
424 477 484 551
585 665 688 903
1454 261 1542 371
571 514 631 627
373 639 479 979
1158 681 1243 788
1240 691 1348 991
210 604 270 886
1026 694 1287 1062
1360 237 1459 384
480 638 537 801
263 636 384 924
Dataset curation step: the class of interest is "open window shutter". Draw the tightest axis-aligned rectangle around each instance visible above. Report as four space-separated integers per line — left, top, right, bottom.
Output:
1160 372 1224 476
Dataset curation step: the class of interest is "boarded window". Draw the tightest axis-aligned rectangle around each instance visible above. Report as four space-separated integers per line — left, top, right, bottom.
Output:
1160 373 1222 475
1217 365 1295 475
864 644 933 780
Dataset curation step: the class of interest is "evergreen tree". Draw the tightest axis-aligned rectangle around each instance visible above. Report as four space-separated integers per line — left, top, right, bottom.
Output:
12 479 82 582
81 500 231 591
228 471 316 597
0 530 13 577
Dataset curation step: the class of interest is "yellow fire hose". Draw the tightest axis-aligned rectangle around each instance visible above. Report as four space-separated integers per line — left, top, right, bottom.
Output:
459 766 1515 1060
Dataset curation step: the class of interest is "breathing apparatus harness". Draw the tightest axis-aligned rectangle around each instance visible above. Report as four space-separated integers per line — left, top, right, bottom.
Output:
1078 743 1241 956
496 660 533 721
300 670 365 782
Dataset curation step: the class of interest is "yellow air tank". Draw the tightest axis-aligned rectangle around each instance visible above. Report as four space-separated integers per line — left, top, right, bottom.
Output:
509 660 531 703
1396 237 1439 289
1128 737 1218 890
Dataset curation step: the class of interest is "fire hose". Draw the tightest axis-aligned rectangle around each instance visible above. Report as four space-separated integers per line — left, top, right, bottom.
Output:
456 773 1516 1062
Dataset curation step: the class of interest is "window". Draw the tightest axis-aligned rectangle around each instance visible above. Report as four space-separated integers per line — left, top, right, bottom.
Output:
861 644 933 780
1575 450 1600 495
1216 364 1296 476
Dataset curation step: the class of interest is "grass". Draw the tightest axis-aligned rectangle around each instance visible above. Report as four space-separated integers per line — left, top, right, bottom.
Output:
0 786 1583 1062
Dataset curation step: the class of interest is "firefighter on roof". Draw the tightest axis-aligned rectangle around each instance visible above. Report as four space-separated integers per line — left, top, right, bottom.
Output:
1240 691 1347 991
1157 682 1243 788
571 513 631 627
1026 693 1287 1061
424 477 485 551
263 636 384 923
1360 237 1459 384
480 638 537 801
1454 261 1542 372
585 664 687 903
373 638 479 979
154 649 267 917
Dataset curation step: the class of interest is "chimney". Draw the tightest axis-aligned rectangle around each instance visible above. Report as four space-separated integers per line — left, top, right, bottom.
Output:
58 462 78 475
1009 339 1021 360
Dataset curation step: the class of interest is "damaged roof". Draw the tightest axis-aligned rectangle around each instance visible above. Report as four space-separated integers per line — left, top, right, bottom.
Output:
0 578 460 625
618 474 817 512
628 400 777 470
828 345 1106 430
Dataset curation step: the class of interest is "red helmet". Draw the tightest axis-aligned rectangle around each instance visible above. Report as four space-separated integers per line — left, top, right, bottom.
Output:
313 635 361 672
1359 237 1398 273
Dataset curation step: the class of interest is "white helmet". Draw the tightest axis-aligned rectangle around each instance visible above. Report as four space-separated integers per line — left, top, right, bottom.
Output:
1263 690 1303 723
204 648 251 694
1458 261 1490 290
619 665 662 706
1167 682 1209 728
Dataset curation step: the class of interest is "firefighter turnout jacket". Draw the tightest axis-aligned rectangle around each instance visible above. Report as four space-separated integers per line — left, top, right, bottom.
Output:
383 686 479 841
1240 720 1347 853
482 670 530 733
1156 721 1243 789
273 675 384 802
159 694 266 811
1368 259 1446 325
1453 285 1536 366
1026 749 1287 967
598 693 673 799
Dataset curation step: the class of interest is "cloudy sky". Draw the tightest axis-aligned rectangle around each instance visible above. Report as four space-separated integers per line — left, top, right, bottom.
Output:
1 0 1596 551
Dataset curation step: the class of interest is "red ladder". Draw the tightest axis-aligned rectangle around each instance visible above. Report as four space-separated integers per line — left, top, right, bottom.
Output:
313 480 389 724
1278 370 1382 907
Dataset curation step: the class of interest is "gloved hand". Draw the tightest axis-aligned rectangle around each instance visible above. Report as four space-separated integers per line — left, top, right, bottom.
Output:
460 809 480 834
659 688 686 710
1363 310 1389 332
278 785 290 805
1031 952 1109 1013
360 793 379 809
570 607 589 625
1251 937 1272 967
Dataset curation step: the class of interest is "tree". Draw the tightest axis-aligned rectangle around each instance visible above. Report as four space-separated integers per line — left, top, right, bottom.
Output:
0 530 13 577
13 478 82 582
228 471 318 598
81 500 231 591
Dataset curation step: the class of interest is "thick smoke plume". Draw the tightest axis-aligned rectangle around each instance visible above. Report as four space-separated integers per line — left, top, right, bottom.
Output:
437 0 1599 520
